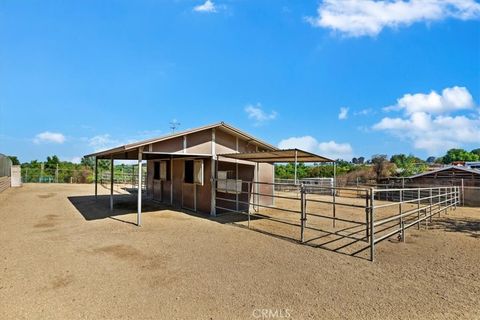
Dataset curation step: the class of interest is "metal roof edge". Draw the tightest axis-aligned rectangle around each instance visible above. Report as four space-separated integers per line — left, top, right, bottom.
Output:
408 165 480 179
84 121 277 158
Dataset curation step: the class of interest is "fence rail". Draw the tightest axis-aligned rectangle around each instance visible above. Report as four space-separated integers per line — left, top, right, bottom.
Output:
215 179 460 262
21 167 147 186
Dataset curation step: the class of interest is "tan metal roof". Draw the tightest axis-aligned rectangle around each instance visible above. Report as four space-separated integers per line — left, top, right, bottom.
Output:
85 122 277 158
409 166 480 179
218 149 334 163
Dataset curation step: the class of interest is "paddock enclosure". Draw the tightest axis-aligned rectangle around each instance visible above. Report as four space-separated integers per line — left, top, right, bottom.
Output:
1 183 479 319
215 180 461 261
81 122 474 263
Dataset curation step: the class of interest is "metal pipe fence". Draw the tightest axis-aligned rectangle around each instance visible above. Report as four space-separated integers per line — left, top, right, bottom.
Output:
21 167 147 187
274 178 334 194
215 179 460 262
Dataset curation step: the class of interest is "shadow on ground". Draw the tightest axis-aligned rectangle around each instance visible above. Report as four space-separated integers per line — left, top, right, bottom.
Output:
213 211 372 261
68 195 170 225
430 217 480 239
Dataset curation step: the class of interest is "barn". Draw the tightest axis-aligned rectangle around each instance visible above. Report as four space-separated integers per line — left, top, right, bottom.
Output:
85 122 333 225
408 166 480 206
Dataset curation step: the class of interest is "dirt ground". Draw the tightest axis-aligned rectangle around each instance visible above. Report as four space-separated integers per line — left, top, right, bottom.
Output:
0 184 479 320
238 190 462 260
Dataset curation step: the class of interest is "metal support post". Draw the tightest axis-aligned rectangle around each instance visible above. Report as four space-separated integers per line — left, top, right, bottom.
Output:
255 162 259 211
110 157 114 211
398 189 403 241
417 189 421 230
137 148 143 226
429 188 432 223
94 157 98 199
300 184 306 243
332 186 336 228
370 188 375 262
365 189 370 241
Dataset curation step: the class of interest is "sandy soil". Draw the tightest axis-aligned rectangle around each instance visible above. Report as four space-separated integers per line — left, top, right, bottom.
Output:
0 184 479 320
237 190 461 259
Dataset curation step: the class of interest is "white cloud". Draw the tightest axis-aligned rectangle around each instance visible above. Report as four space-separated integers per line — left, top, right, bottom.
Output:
306 0 480 37
245 103 277 125
70 157 82 164
373 86 480 154
88 134 119 152
386 86 475 114
278 136 353 160
318 140 354 160
278 136 319 153
33 131 66 144
354 108 374 116
194 0 217 13
338 107 349 120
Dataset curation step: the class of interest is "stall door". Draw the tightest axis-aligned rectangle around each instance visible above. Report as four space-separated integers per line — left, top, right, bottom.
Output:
182 184 195 211
172 159 183 208
182 160 195 210
153 180 162 201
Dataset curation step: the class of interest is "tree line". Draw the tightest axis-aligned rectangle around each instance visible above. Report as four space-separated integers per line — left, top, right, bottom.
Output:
12 155 136 183
274 148 480 180
5 147 479 183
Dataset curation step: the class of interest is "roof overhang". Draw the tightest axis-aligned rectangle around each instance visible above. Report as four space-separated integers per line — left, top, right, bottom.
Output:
218 149 334 163
84 122 277 159
92 151 212 160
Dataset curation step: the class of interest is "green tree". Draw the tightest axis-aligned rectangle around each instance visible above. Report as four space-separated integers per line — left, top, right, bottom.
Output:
8 156 20 165
442 148 480 164
81 156 95 168
390 154 427 176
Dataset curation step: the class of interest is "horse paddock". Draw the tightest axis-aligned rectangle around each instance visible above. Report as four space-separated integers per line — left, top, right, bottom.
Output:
0 183 479 319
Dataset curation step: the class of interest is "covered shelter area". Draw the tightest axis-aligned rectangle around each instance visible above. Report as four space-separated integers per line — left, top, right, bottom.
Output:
83 122 335 227
219 148 334 183
214 149 334 216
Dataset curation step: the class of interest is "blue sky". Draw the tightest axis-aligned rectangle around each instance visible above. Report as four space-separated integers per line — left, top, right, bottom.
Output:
1 0 479 163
